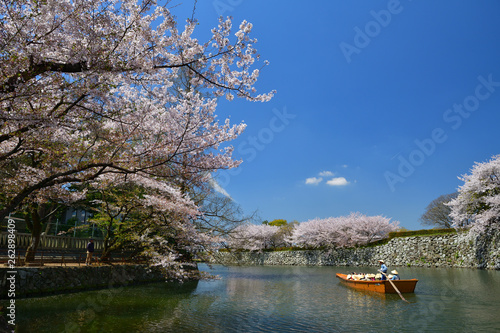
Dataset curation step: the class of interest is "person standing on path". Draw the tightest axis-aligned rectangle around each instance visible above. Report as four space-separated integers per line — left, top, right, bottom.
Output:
86 239 94 265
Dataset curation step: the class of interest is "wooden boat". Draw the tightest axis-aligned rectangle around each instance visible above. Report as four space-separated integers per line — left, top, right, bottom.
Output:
336 273 418 294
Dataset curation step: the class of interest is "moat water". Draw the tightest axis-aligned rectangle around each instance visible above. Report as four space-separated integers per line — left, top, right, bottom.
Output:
14 264 500 332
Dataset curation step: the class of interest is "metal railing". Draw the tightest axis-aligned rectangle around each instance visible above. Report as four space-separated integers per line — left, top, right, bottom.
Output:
0 232 104 250
0 248 145 267
0 232 150 267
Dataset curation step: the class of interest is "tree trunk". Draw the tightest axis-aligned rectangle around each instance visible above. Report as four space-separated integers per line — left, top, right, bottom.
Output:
25 209 42 262
100 222 115 262
100 247 112 262
44 215 53 234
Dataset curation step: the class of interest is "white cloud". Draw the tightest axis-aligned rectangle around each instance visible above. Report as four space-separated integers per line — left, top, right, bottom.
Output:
207 174 232 198
319 171 334 177
326 177 349 186
305 177 323 185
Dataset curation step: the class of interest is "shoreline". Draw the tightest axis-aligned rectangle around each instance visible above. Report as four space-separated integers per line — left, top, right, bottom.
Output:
209 232 500 270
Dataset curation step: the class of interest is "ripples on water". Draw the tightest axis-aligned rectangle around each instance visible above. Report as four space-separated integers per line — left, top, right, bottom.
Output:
12 264 500 332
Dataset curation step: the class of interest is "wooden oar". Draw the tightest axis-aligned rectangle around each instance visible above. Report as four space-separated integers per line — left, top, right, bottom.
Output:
379 270 410 303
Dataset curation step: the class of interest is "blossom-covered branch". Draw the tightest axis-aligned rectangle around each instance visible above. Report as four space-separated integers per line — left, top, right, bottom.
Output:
0 0 274 222
447 154 500 234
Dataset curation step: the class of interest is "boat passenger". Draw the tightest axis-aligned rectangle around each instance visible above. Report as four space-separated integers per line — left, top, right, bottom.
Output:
378 259 388 280
390 270 400 280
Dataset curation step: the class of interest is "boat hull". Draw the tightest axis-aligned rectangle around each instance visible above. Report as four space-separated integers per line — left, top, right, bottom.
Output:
336 273 418 294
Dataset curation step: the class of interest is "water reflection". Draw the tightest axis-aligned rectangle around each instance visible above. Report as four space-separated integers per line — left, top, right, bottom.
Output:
12 265 500 332
14 281 199 332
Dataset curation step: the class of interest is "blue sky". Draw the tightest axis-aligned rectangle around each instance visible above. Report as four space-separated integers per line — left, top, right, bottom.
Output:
175 0 500 230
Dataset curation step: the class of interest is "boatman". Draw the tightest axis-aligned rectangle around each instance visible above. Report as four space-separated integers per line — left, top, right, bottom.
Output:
378 259 388 280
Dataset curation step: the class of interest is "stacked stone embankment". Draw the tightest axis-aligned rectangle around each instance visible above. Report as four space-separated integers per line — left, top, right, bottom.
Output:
0 264 165 299
211 231 500 270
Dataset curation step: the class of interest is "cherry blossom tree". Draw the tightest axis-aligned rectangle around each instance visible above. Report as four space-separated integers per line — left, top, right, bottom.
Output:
0 1 275 273
226 213 398 251
290 217 340 248
346 212 400 245
80 173 252 267
82 174 194 259
447 155 500 234
227 224 281 251
0 0 274 222
290 213 399 248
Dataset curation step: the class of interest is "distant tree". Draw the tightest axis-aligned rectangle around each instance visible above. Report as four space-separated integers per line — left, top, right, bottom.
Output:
268 219 295 248
290 213 399 248
268 219 287 227
420 193 458 228
228 224 279 251
228 214 398 250
193 187 257 237
228 219 297 250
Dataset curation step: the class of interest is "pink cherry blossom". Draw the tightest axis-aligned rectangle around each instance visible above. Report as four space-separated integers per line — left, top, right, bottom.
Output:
447 154 500 235
0 0 274 222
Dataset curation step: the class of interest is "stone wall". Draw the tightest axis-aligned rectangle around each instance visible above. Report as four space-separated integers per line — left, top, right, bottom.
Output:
211 231 500 270
0 264 166 299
